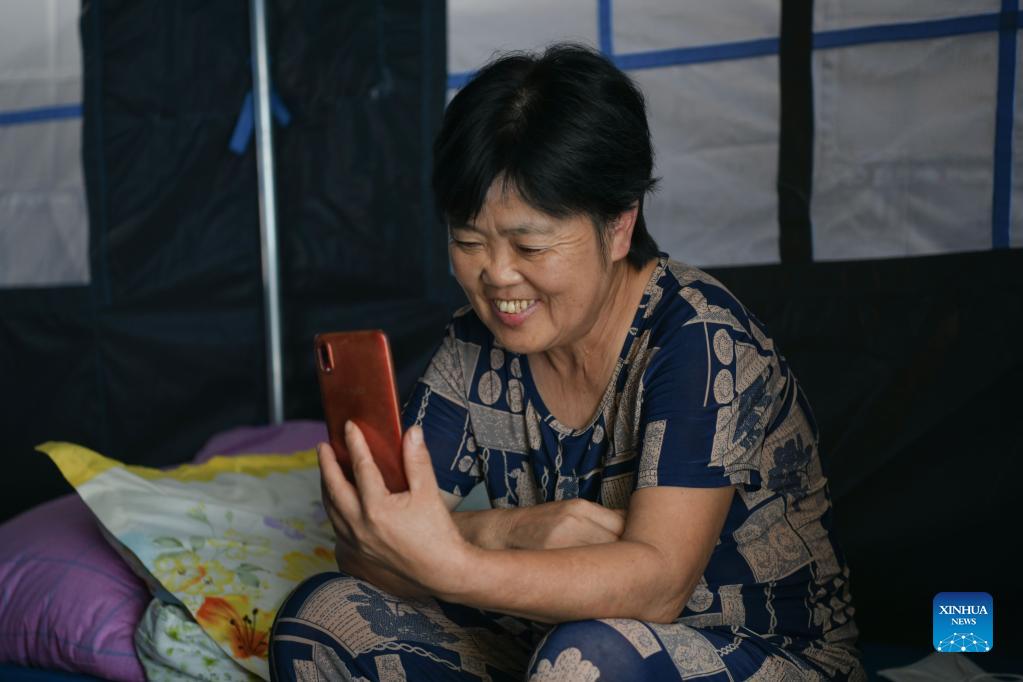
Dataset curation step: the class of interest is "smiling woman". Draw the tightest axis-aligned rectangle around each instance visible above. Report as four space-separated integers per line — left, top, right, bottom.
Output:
269 44 866 682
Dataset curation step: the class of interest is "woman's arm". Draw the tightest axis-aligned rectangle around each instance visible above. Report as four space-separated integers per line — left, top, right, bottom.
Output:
322 422 732 624
434 485 733 623
440 490 522 550
448 496 626 550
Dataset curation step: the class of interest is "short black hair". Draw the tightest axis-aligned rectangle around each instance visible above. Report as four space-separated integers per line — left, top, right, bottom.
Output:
432 43 660 269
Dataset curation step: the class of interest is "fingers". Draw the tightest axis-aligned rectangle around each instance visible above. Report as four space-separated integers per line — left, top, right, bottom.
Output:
402 425 439 494
344 421 387 506
540 515 620 549
578 519 622 546
322 480 356 544
582 501 628 537
318 441 362 524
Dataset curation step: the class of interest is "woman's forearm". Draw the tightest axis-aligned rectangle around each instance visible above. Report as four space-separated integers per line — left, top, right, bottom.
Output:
432 540 694 624
451 508 518 549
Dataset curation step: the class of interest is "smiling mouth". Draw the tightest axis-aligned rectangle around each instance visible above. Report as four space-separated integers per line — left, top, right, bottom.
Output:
492 298 537 314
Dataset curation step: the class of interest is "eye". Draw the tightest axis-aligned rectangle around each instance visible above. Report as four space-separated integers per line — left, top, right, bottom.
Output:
450 239 483 250
516 244 546 255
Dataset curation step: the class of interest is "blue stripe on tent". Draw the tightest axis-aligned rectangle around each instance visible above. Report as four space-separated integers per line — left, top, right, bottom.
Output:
992 1 1019 248
448 11 1023 89
447 36 780 88
613 37 779 71
447 71 472 90
598 0 613 55
0 104 82 127
813 13 1001 50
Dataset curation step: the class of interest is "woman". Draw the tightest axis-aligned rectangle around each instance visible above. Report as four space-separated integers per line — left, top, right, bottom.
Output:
271 44 865 681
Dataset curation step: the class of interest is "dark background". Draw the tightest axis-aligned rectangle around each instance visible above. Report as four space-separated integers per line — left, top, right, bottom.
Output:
0 0 1019 654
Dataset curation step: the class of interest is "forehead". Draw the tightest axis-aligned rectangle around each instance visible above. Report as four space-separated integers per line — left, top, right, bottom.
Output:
451 179 587 236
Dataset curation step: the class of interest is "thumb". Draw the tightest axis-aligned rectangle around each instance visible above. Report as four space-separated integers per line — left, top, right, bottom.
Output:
403 425 439 493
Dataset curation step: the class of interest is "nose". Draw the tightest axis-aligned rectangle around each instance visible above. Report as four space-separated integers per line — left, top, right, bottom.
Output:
480 243 523 288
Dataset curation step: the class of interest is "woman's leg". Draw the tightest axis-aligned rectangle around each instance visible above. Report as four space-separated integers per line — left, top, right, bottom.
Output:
525 619 838 681
270 572 538 681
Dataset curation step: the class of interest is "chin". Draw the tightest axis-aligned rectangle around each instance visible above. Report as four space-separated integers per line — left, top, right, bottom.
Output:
487 327 537 355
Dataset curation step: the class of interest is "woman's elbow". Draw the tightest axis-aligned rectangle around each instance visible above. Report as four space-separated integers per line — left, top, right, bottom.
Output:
634 549 696 623
640 579 694 623
641 597 687 624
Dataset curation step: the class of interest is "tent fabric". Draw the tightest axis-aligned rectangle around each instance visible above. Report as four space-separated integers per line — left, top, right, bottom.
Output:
448 0 783 268
711 248 1023 649
0 0 88 287
0 0 451 524
448 1 1023 264
811 2 1019 259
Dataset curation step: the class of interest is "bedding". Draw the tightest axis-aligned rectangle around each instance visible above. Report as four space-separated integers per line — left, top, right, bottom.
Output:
0 494 148 681
0 420 328 681
38 439 336 680
134 598 258 681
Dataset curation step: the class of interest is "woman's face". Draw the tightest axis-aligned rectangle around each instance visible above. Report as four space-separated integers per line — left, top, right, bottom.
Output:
448 182 624 356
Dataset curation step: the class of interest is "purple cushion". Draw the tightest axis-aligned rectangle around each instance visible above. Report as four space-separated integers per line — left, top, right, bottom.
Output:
0 495 147 681
0 420 327 679
192 419 327 464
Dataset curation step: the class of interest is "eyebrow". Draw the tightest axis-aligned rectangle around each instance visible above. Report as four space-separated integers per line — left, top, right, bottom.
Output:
450 221 555 236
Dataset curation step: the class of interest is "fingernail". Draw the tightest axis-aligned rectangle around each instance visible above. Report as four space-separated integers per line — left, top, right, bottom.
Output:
316 443 323 457
410 425 423 446
344 420 353 434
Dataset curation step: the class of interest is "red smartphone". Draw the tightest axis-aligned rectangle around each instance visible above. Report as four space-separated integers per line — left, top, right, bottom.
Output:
314 330 408 493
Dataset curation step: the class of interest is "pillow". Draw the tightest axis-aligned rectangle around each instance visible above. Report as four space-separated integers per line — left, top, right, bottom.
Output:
38 442 337 681
134 597 260 681
191 420 327 465
0 494 148 681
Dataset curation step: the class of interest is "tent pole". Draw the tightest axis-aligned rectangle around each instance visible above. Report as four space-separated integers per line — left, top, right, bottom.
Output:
249 0 284 424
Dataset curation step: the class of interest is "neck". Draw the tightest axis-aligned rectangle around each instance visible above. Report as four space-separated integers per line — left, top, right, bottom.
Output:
540 258 655 387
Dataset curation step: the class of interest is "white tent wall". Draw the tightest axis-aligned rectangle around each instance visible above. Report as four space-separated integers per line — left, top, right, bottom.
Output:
447 0 782 268
449 1 1022 264
812 1 1020 260
2 2 1015 289
0 0 87 287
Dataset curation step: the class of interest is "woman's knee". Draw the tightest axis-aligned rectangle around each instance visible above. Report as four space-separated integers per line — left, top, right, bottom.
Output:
527 619 651 681
270 572 457 657
269 572 350 673
274 571 344 625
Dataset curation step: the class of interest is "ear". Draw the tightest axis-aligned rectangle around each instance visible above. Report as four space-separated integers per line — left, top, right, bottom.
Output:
608 203 640 263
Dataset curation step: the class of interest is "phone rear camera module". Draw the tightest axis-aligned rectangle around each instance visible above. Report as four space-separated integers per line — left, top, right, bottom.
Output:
318 343 334 373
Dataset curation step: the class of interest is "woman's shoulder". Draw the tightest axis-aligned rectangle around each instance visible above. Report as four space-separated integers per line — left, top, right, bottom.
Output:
647 255 778 357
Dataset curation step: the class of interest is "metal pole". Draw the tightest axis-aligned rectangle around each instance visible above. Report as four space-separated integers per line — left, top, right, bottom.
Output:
249 0 284 424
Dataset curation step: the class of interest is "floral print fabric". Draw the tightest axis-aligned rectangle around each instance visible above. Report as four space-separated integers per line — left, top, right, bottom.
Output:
40 443 339 680
135 598 260 681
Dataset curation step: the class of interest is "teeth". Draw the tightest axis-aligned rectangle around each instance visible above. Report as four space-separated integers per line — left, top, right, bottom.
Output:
495 299 535 314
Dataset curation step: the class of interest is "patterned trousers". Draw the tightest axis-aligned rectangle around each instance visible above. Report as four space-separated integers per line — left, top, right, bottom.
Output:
269 572 861 681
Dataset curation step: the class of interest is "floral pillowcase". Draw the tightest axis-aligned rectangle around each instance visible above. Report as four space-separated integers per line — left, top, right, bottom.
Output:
39 441 337 681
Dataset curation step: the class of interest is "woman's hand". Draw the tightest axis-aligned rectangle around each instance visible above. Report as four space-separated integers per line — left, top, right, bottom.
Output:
505 498 626 550
329 530 426 598
318 422 471 598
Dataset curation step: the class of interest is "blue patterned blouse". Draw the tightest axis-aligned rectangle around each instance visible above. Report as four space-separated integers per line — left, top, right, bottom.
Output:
400 252 859 662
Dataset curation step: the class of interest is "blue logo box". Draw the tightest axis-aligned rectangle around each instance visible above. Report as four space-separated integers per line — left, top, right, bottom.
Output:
933 592 993 653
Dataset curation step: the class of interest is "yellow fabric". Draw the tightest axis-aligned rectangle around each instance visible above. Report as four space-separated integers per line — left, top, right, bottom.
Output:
36 439 333 680
37 441 318 487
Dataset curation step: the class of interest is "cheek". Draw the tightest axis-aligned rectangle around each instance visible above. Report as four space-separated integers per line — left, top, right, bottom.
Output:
537 263 591 306
448 250 477 286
